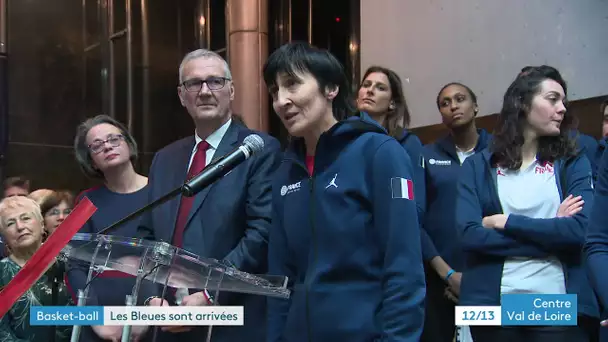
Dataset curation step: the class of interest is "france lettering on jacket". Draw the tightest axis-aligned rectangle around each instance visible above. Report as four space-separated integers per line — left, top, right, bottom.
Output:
391 177 414 200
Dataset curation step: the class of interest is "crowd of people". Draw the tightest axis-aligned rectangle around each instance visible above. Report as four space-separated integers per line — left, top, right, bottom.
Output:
0 41 607 342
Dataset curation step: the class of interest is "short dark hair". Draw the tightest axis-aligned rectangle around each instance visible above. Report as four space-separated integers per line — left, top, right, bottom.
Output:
74 115 138 179
263 41 356 121
435 82 478 109
360 66 411 138
40 190 74 217
491 65 576 169
3 176 30 191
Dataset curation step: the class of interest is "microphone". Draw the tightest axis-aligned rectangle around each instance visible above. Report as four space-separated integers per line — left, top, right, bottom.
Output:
181 134 265 197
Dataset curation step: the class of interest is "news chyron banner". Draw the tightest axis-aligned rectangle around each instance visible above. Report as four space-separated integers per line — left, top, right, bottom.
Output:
455 294 577 326
30 306 244 326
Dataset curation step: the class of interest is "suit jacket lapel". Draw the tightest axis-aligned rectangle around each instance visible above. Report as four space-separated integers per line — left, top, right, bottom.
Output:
184 121 240 228
168 137 196 239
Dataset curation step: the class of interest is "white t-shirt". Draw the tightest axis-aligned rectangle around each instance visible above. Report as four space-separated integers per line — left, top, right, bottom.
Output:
457 148 476 165
496 160 566 295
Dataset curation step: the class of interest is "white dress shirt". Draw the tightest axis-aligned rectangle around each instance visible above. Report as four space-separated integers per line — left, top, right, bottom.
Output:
188 118 232 169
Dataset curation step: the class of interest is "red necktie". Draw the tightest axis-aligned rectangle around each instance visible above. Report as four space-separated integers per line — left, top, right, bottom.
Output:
172 140 210 248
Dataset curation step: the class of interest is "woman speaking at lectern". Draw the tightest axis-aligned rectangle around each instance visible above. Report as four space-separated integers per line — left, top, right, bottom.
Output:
263 42 425 342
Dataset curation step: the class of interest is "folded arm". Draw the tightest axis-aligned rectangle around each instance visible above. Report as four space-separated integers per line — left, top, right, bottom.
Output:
456 158 549 258
503 155 593 251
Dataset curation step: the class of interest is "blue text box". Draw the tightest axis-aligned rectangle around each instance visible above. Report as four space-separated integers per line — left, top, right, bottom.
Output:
30 306 104 326
501 294 577 326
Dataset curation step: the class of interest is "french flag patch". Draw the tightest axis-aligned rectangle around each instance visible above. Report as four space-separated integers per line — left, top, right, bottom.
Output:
391 177 414 200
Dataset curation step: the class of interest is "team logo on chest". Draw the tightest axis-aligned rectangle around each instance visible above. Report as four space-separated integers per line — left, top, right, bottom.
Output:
428 158 451 166
535 162 554 175
281 181 301 196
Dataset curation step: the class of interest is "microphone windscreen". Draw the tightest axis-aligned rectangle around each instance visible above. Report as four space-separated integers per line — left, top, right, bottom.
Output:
244 134 265 153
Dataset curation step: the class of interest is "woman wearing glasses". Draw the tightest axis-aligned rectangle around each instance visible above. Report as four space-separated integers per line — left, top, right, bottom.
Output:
73 114 148 234
68 114 150 341
40 190 74 238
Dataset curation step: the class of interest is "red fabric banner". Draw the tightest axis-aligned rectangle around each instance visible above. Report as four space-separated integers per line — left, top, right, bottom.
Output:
0 197 97 318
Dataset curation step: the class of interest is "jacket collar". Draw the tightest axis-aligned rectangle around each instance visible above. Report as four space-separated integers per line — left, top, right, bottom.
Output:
437 128 491 161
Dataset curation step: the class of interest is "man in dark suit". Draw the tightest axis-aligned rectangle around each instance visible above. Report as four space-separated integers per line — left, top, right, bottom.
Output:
139 49 281 342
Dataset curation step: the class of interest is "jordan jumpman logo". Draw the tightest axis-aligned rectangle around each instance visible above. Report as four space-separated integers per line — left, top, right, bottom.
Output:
326 173 338 189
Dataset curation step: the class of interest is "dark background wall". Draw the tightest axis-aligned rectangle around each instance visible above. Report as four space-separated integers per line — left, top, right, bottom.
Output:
2 0 605 195
6 0 86 191
3 0 224 193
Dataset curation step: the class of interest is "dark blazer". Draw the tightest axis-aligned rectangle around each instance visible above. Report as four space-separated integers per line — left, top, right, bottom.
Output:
138 120 281 342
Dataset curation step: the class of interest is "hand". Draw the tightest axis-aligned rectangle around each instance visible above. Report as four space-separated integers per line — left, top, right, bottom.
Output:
181 291 210 306
447 271 462 296
482 214 508 230
92 324 148 342
444 287 459 303
556 195 584 217
148 297 171 307
148 297 189 333
91 325 122 342
129 326 149 342
160 292 210 333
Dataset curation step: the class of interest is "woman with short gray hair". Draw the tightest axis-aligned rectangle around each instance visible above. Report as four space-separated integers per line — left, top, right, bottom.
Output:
70 114 150 341
0 196 73 341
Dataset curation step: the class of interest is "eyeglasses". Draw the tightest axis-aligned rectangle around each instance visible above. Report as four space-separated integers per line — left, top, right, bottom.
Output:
88 134 125 154
181 77 230 92
46 208 72 217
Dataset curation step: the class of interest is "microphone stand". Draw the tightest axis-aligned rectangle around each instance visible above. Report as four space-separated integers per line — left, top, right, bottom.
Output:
98 145 232 235
72 154 237 341
71 183 187 342
71 180 189 341
97 185 184 235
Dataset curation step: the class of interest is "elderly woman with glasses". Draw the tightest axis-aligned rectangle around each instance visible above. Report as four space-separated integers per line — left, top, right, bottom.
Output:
0 196 72 342
68 114 151 342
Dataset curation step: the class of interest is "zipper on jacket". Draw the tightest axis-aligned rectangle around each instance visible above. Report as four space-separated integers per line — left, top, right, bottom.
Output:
305 175 316 342
484 158 513 304
484 159 503 214
291 134 326 341
558 161 569 293
562 261 568 290
283 155 316 340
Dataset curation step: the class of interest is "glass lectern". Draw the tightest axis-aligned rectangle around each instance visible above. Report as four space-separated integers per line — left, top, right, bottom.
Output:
62 233 290 342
